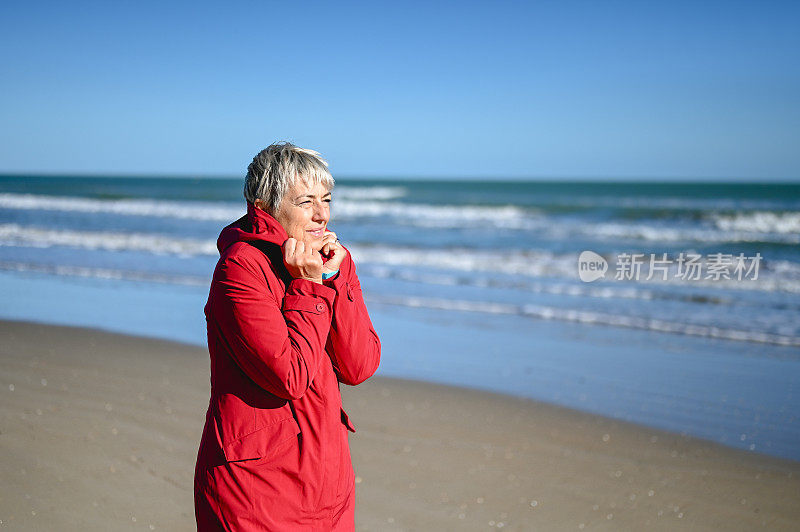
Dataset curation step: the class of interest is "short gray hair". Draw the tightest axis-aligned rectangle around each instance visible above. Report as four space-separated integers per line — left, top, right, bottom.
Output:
244 142 334 213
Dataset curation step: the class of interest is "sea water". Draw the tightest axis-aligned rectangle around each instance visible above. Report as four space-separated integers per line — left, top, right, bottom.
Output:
0 175 798 460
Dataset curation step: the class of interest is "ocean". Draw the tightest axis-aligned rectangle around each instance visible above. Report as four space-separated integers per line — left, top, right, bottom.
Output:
1 175 799 460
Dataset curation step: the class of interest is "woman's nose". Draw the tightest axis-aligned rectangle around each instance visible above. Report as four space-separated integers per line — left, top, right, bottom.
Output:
312 201 329 222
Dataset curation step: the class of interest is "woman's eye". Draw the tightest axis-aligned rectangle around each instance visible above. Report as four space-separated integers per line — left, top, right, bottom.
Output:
324 198 332 203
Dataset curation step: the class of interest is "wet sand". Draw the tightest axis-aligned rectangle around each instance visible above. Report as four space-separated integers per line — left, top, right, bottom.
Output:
0 320 798 530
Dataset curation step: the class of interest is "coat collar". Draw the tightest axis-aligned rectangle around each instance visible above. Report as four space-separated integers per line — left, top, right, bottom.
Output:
246 202 288 242
215 202 288 254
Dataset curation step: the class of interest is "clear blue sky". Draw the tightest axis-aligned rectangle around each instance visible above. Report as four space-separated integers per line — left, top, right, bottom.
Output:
1 0 798 180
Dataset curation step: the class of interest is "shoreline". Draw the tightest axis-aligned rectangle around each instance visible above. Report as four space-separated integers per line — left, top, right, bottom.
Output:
3 268 799 462
1 319 799 530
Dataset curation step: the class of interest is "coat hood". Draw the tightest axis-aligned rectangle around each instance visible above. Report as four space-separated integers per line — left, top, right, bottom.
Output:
216 202 288 254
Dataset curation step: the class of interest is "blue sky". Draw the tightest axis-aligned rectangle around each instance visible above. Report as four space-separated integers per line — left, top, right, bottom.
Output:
1 1 798 180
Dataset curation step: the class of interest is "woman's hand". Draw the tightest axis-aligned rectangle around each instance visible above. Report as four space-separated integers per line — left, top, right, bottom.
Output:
282 238 324 284
320 231 348 275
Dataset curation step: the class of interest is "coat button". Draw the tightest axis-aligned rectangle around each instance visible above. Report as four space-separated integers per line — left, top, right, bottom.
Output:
315 302 325 312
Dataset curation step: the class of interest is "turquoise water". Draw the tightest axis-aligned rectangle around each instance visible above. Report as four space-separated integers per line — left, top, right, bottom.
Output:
0 175 799 460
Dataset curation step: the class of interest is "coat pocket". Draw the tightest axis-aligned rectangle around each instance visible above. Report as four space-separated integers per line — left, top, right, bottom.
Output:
341 407 356 433
222 416 301 462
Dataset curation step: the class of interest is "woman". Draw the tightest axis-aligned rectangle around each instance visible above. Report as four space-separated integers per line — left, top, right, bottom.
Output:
194 142 381 530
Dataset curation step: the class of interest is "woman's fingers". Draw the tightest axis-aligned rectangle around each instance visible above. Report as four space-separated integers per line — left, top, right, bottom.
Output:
322 236 347 273
321 231 337 256
283 238 297 260
282 238 323 283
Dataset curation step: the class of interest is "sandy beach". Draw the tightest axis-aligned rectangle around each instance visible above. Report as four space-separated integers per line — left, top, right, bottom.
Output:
1 320 798 531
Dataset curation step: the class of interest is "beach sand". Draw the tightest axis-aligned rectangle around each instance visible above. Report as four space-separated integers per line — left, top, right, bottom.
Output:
0 320 798 531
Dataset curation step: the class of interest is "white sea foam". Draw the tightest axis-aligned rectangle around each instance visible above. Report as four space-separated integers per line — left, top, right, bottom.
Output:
583 221 800 245
348 244 566 276
0 192 535 230
768 258 800 278
366 294 800 347
2 224 799 294
3 257 793 346
337 202 799 243
333 200 537 228
710 211 800 234
0 193 244 221
0 224 800 293
563 195 797 212
349 245 800 293
1 260 796 346
0 224 563 273
362 266 742 305
333 186 407 200
0 261 208 285
3 192 797 244
0 224 218 256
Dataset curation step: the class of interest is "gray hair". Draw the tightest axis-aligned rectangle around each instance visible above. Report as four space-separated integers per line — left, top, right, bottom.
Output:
244 142 334 213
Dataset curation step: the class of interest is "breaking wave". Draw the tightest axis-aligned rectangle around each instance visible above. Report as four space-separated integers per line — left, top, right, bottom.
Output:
0 224 218 256
710 211 800 234
333 186 407 200
365 294 800 347
0 193 244 221
2 224 799 294
2 193 799 244
1 259 796 347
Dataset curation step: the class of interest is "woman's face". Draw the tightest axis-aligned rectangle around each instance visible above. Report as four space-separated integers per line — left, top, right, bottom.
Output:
273 180 331 248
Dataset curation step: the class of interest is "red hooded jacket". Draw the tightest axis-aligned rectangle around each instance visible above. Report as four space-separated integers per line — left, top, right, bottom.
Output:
194 203 381 531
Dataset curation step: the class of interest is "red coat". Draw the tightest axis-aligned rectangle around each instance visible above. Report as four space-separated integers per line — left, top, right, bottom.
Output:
194 203 381 531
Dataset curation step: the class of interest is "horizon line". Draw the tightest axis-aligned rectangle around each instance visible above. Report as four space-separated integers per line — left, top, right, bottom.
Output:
1 171 799 185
